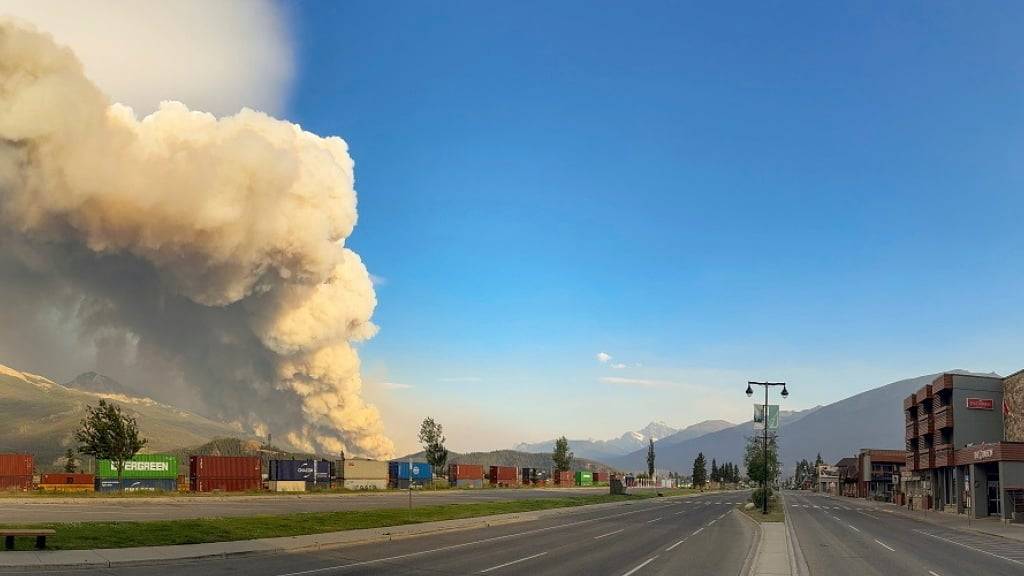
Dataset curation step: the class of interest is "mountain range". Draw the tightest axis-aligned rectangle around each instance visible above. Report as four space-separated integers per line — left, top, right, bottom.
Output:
0 363 253 469
400 449 617 472
605 370 995 474
514 419 733 461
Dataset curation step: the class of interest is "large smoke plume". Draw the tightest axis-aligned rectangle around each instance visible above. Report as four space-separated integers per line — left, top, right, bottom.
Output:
0 21 394 458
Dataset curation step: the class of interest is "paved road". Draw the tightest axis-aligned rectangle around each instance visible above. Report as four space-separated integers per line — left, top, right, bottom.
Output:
0 487 621 523
786 490 1024 576
1 492 756 575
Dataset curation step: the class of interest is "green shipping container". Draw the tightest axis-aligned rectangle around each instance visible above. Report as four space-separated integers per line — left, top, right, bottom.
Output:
575 471 593 486
97 454 178 479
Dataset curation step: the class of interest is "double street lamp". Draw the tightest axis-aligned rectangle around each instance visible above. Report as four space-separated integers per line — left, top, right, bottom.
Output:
746 381 788 514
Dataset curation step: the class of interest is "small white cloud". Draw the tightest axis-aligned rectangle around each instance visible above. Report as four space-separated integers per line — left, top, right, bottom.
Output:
380 382 412 390
596 352 612 363
600 376 675 389
437 376 482 383
611 363 627 369
369 274 388 286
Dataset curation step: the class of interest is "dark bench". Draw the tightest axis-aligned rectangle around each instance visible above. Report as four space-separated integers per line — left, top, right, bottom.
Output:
0 529 56 550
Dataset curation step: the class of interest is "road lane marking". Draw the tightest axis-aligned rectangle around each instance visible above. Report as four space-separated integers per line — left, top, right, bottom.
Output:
666 538 688 551
928 571 942 576
270 498 678 576
692 527 704 536
857 510 880 520
674 510 687 515
594 529 625 540
479 551 548 573
847 524 860 533
915 530 1024 567
707 519 716 525
621 556 659 576
874 539 895 552
647 517 664 524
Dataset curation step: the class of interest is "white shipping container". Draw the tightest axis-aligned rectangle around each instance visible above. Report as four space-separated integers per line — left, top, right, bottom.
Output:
339 458 388 481
342 478 388 490
269 480 306 492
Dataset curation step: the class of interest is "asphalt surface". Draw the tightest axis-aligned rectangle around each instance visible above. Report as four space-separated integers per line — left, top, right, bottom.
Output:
0 487 615 523
0 492 756 575
786 490 1024 576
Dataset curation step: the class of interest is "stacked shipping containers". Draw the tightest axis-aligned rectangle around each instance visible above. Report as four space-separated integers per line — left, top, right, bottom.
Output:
338 458 388 490
388 461 432 488
268 459 333 490
449 464 484 489
0 454 32 490
95 454 178 492
189 455 261 492
39 473 95 493
489 465 518 487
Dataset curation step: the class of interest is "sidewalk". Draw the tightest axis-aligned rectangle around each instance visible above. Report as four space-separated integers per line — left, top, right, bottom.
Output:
829 494 1024 543
738 505 798 576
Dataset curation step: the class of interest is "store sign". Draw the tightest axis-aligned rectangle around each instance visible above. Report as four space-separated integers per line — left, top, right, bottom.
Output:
966 398 994 410
973 448 994 461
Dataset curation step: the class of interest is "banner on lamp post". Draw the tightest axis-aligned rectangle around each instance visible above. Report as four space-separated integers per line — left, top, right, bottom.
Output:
753 404 780 431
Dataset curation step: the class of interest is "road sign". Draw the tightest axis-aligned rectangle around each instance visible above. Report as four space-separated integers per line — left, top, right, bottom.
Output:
754 404 779 430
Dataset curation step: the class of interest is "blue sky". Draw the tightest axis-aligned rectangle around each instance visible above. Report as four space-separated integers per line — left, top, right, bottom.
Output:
281 2 1024 453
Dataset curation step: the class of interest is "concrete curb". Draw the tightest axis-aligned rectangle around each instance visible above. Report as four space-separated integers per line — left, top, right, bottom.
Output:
781 494 809 576
0 491 715 568
736 507 763 576
833 494 1024 544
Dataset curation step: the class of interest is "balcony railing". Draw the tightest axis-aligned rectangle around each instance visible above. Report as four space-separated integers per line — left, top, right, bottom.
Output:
934 406 953 429
904 393 917 411
906 423 917 440
905 454 918 471
916 418 933 438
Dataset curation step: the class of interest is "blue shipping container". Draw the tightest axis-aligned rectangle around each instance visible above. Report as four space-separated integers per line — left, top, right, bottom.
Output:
95 478 177 493
388 461 432 481
268 460 333 483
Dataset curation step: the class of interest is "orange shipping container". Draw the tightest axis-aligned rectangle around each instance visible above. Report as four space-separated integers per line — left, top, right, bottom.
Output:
40 473 94 485
449 464 484 480
0 454 32 476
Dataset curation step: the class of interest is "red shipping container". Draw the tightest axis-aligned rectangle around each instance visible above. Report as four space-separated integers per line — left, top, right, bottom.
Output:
556 471 573 486
489 466 518 485
449 464 484 480
593 471 607 482
189 456 261 479
0 476 32 490
40 473 94 485
0 454 33 476
190 477 261 492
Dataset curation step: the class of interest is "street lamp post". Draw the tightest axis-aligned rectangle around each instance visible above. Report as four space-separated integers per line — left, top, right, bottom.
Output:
746 381 788 514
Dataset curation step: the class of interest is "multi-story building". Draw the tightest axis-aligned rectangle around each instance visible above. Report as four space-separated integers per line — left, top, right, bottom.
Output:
856 448 905 502
835 457 859 498
904 371 1024 521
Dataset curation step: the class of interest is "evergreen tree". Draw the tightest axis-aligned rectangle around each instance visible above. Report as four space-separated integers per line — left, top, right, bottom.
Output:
646 438 656 478
62 448 77 473
552 436 574 473
710 459 719 483
692 452 707 489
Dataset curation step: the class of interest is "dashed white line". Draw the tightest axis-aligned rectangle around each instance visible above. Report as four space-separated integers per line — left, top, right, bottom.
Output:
692 527 704 536
621 556 659 576
707 519 717 526
674 510 687 515
928 571 942 576
479 551 548 573
874 539 895 552
847 524 860 533
647 517 664 524
666 538 688 551
594 528 625 540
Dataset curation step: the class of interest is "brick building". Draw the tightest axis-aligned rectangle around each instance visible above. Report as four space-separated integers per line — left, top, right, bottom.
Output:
904 371 1024 521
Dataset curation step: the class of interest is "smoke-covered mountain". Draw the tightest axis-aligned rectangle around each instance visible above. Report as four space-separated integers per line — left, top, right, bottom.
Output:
64 372 140 397
515 420 732 461
605 370 994 474
0 363 254 470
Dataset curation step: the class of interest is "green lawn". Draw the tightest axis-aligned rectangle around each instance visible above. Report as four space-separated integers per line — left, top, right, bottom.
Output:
737 499 785 523
2 489 704 550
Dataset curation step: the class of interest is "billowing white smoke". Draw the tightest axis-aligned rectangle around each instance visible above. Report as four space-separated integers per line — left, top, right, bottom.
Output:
0 21 394 458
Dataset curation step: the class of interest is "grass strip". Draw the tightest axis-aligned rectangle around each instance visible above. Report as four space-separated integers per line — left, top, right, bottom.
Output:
3 489 699 550
737 500 785 523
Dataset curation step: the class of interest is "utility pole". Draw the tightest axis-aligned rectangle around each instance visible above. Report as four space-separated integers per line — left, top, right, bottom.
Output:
746 381 789 514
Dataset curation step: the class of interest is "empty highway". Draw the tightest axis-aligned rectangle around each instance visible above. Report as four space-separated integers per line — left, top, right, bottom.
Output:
1 491 755 575
787 490 1024 576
